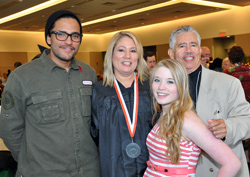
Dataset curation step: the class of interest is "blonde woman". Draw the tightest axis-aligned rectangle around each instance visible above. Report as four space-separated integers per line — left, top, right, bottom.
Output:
91 31 153 177
144 59 241 177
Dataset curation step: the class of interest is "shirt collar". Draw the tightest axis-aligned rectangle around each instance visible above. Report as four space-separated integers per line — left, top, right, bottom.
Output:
189 65 202 78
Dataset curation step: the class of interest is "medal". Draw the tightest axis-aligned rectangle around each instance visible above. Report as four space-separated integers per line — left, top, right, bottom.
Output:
126 142 141 158
114 73 141 158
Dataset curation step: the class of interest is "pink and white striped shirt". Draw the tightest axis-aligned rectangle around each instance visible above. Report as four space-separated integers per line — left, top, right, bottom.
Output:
144 124 201 177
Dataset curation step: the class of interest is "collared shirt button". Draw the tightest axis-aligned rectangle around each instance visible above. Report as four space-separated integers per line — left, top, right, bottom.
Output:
209 168 214 172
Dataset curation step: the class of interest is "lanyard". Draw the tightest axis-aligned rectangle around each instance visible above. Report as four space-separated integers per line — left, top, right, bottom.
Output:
114 74 139 138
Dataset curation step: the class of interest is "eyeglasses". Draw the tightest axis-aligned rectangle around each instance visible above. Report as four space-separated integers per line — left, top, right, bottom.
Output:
50 31 82 42
201 57 209 61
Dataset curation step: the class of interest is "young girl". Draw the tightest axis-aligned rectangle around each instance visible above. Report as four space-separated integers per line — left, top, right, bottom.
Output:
144 59 241 177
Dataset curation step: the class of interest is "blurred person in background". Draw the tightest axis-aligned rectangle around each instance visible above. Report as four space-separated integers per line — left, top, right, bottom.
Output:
201 46 211 68
6 70 11 77
1 73 8 86
222 57 232 72
211 58 223 72
225 46 250 170
0 79 4 105
225 46 250 102
14 62 22 69
200 53 209 68
144 51 157 71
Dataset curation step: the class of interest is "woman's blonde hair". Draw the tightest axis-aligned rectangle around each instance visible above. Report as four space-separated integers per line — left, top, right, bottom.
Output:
103 31 149 87
150 59 194 164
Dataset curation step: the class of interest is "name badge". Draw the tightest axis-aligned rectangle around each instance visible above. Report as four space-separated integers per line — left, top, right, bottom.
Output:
82 80 92 85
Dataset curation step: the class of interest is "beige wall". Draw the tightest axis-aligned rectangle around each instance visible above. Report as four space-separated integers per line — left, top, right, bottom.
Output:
89 52 104 75
0 5 250 73
75 52 90 64
156 44 170 62
213 38 226 59
75 51 104 74
201 38 213 57
235 33 250 56
0 52 28 74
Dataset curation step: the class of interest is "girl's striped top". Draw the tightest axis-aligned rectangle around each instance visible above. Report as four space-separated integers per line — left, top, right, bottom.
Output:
144 123 201 177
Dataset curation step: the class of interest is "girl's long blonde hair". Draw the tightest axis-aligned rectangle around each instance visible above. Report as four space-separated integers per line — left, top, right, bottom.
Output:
150 59 194 164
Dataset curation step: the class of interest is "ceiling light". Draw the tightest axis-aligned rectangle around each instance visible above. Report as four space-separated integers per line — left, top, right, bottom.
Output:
81 0 234 26
0 0 67 24
186 0 233 9
81 0 177 26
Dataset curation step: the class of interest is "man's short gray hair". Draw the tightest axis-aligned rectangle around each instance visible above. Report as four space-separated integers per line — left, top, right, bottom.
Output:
169 26 201 51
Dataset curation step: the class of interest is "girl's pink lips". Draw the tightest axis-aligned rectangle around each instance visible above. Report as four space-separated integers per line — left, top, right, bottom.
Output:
157 92 168 98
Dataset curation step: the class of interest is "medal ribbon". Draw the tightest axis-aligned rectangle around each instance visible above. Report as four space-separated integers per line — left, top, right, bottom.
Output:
114 74 139 138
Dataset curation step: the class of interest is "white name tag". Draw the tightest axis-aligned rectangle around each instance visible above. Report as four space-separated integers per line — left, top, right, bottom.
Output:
82 80 92 85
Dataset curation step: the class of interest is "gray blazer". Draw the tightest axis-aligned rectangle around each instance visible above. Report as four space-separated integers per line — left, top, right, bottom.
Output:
195 66 250 177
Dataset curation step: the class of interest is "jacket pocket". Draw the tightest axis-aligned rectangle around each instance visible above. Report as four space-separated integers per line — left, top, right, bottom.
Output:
31 90 65 124
79 86 92 117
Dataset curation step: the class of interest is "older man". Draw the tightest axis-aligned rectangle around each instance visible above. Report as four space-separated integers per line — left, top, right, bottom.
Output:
201 46 211 58
168 26 250 177
201 46 211 68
